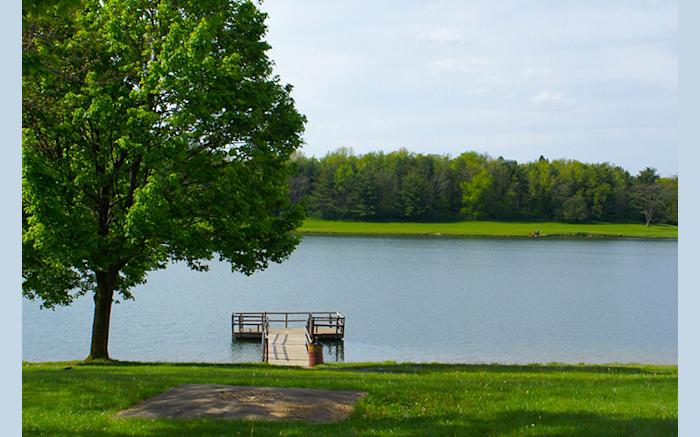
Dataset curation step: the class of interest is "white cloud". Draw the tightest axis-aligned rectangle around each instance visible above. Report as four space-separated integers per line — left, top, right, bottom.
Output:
426 27 463 43
429 57 490 73
315 121 341 131
260 0 677 174
428 57 516 90
521 67 551 77
530 91 575 110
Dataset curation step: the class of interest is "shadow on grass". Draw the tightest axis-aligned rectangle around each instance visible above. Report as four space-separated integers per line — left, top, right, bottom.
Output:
25 410 677 437
24 362 677 436
74 360 270 369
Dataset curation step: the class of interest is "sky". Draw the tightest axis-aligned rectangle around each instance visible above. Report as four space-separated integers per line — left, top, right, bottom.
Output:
259 0 678 176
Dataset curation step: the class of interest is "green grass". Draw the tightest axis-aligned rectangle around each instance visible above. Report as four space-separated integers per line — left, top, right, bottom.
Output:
23 361 677 436
299 219 678 239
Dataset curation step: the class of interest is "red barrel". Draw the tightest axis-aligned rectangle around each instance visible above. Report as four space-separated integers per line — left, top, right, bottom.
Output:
307 343 324 367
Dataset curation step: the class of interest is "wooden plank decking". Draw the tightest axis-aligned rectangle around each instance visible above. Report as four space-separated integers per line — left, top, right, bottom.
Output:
267 328 309 367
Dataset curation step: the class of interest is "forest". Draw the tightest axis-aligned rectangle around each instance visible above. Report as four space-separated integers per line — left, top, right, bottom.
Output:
288 148 678 225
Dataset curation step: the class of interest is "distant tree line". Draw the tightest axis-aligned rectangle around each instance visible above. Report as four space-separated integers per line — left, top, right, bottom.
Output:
288 148 677 226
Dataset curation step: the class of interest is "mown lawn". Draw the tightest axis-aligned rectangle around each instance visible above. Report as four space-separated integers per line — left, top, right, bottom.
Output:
23 361 677 436
299 219 678 239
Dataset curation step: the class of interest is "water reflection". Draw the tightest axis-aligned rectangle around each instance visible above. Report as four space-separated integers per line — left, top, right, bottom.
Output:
23 236 677 364
229 340 262 363
322 340 344 362
229 339 345 363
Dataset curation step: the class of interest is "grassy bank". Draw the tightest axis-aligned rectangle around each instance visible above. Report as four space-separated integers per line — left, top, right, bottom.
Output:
299 219 678 239
23 361 677 436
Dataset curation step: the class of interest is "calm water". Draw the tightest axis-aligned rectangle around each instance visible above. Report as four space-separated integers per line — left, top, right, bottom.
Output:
23 236 677 364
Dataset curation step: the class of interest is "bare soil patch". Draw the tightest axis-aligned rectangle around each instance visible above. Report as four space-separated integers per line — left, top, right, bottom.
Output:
117 384 367 422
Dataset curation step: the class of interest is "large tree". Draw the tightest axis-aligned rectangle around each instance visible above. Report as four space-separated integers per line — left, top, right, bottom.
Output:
631 167 669 227
22 0 306 360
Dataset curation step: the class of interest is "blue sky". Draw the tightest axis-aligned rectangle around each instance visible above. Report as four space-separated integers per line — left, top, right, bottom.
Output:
260 0 677 176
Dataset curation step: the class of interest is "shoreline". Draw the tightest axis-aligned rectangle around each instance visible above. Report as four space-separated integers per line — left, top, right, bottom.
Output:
22 360 679 368
298 219 678 240
299 231 679 241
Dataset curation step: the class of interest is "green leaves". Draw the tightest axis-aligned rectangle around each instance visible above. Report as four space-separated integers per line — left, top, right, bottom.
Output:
290 150 677 224
23 0 305 308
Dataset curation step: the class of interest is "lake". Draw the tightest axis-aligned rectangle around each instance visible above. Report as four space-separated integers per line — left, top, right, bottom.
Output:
22 236 677 365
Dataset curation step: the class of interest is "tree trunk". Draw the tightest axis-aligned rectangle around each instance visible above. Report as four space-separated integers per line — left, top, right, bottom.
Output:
87 270 117 360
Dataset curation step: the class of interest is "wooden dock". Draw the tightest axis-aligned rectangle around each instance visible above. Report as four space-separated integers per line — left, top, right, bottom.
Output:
266 328 310 367
231 312 345 367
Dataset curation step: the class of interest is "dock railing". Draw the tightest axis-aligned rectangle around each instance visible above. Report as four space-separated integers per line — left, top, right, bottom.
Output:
231 312 268 338
232 311 345 342
261 315 269 362
306 312 345 338
305 318 314 347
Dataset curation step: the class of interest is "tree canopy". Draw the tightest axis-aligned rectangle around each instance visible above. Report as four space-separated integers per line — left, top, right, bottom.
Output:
289 150 677 226
22 0 305 359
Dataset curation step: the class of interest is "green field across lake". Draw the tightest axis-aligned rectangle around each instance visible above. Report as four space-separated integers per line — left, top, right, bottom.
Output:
299 219 678 239
23 361 677 436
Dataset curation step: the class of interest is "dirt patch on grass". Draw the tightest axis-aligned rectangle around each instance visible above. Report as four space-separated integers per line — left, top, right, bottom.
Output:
117 384 367 422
